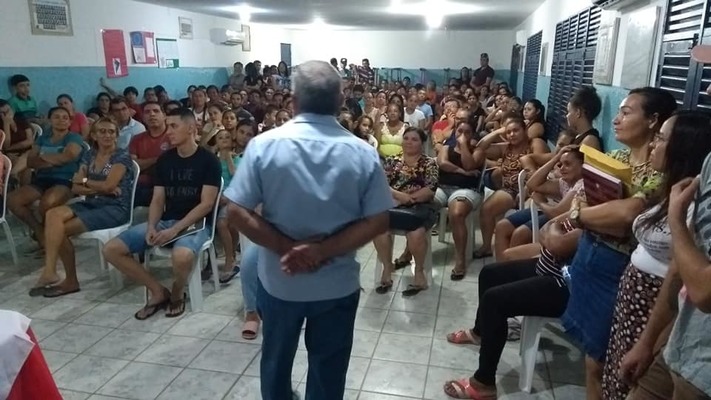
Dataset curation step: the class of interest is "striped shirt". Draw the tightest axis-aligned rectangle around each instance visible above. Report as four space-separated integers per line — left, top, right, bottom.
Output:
534 219 577 287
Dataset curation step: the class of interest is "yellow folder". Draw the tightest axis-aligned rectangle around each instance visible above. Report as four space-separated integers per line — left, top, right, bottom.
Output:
580 144 633 192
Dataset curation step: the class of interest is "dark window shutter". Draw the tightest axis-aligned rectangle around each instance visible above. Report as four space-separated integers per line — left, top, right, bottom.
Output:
546 6 602 141
523 31 543 102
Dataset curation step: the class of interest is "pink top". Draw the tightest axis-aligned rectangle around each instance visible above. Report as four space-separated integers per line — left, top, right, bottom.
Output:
69 112 88 134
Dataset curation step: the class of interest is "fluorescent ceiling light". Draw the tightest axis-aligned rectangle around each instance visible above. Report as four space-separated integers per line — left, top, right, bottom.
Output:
221 4 268 16
426 13 444 29
311 16 327 29
386 0 480 16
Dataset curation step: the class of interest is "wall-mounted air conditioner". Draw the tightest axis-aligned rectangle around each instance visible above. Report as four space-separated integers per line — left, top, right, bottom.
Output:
593 0 650 12
210 28 246 46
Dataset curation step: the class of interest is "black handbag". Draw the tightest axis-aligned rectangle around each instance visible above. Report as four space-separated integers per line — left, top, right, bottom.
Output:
388 203 436 232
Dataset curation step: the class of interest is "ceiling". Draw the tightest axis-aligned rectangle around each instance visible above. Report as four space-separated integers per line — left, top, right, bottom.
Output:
136 0 545 30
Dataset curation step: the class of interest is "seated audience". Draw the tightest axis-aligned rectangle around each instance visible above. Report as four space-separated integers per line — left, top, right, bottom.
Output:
7 107 84 244
200 103 225 149
474 115 549 258
128 102 170 207
111 97 146 149
557 87 676 398
494 147 584 260
567 86 603 149
56 94 90 139
103 108 221 319
87 92 112 120
0 99 33 179
404 94 426 129
598 110 711 400
8 74 39 123
435 118 484 280
163 100 182 115
190 88 209 130
353 115 378 148
30 118 134 297
275 109 292 127
373 127 438 296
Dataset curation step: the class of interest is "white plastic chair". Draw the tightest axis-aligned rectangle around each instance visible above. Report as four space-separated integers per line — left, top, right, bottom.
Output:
0 155 18 265
143 179 223 312
74 160 140 288
518 202 558 392
374 230 434 287
517 169 527 210
29 123 42 139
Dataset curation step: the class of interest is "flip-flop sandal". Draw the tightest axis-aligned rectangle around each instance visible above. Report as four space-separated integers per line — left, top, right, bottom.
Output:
472 250 492 259
375 281 393 294
507 318 522 341
443 378 497 400
241 320 260 340
393 258 411 270
28 281 59 297
402 284 427 297
450 269 466 281
165 294 187 318
134 288 171 320
219 265 241 284
43 286 81 298
446 329 480 345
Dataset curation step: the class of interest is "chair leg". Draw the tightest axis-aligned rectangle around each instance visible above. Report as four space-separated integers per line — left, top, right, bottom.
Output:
438 208 447 244
2 221 18 266
143 251 151 304
465 213 476 264
209 246 220 292
188 252 204 311
518 316 547 393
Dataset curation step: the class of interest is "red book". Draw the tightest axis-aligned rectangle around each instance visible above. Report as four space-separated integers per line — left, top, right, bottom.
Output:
582 164 624 206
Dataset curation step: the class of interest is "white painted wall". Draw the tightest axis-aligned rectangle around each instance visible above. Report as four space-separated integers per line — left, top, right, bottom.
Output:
289 29 515 70
515 0 666 87
0 0 290 68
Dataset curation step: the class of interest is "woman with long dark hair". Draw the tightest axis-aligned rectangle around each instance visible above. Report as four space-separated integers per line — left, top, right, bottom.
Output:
602 110 711 400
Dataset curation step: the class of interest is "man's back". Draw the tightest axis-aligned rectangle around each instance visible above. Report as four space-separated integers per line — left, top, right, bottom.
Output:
230 113 392 302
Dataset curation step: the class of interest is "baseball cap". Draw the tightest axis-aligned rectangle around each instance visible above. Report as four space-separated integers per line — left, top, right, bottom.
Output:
692 45 711 63
480 53 489 59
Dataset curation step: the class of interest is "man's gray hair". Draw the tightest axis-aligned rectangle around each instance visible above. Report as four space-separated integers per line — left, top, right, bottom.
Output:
291 60 342 116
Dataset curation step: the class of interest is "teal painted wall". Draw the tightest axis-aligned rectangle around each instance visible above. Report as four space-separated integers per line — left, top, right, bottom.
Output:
0 67 230 114
377 68 511 88
592 84 629 151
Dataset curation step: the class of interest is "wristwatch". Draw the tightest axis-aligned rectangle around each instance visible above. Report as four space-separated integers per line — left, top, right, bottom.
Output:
81 177 88 187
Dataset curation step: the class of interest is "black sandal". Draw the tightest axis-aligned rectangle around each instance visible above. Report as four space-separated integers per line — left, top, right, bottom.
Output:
450 269 466 281
165 293 187 318
375 281 393 294
472 249 493 259
402 284 427 297
393 258 411 270
134 288 171 320
43 286 81 298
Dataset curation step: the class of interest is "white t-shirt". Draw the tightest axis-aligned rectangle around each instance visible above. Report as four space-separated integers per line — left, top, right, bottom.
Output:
630 204 694 278
403 108 426 129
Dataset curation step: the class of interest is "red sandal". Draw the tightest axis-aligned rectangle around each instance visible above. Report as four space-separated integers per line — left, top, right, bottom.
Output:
443 378 496 400
446 329 481 345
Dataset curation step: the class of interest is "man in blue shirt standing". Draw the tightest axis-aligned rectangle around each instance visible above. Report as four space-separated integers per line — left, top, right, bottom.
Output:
224 60 393 400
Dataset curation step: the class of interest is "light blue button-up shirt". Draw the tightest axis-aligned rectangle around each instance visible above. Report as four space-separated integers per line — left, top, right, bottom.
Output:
118 118 146 150
224 113 393 302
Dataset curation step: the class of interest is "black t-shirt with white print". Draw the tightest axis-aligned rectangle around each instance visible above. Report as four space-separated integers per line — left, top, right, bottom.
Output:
154 146 221 221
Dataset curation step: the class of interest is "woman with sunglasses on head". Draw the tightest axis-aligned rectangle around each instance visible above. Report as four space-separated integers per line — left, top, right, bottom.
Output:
30 118 134 297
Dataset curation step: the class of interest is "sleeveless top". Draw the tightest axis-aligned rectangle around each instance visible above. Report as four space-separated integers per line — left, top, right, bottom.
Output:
378 123 406 157
439 146 479 188
572 128 601 149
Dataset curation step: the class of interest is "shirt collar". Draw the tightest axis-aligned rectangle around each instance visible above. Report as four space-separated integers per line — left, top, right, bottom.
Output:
292 113 339 126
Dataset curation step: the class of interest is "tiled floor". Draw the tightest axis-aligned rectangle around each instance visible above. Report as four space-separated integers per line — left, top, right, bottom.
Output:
0 224 586 399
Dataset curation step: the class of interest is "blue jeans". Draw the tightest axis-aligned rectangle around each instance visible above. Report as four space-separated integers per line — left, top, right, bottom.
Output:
240 243 259 312
257 280 360 400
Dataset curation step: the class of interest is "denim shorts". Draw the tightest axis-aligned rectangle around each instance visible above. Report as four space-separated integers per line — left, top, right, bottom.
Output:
116 220 211 255
561 231 630 361
69 200 129 231
434 186 482 209
505 208 549 230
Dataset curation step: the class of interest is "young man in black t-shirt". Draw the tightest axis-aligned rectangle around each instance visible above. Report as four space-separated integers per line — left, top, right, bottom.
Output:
104 108 221 319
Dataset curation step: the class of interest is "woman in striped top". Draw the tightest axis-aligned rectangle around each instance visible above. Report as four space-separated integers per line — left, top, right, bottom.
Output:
442 214 583 399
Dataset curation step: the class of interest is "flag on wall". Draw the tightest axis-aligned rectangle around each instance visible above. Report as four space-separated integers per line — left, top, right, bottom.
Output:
101 29 128 78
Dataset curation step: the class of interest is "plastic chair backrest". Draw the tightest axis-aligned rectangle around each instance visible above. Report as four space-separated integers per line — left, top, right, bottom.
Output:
1 154 11 220
29 123 42 139
206 178 225 243
517 170 527 209
126 160 141 225
0 130 5 150
530 201 540 244
477 165 489 192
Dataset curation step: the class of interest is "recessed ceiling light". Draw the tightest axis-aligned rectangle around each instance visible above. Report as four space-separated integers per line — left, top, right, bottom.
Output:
426 13 444 28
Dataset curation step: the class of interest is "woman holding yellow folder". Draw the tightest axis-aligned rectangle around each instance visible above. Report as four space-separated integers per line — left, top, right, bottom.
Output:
545 87 676 399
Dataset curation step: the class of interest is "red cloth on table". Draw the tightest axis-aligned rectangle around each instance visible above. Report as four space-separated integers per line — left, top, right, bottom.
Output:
6 329 62 400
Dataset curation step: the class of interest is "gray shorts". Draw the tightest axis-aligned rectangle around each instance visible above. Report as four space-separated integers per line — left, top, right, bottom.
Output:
435 186 482 209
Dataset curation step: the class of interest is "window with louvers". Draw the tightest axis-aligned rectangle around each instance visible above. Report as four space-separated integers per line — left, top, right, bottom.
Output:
523 31 543 102
546 6 601 140
657 0 711 109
